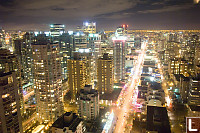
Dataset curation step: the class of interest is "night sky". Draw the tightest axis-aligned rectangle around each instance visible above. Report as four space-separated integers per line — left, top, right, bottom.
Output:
0 0 200 31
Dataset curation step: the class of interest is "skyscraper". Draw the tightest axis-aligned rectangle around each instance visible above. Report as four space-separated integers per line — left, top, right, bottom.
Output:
67 53 86 101
14 32 34 84
113 37 126 82
0 49 23 133
74 32 88 51
82 22 96 34
97 53 114 94
59 33 75 81
50 24 65 42
78 85 99 120
32 34 63 123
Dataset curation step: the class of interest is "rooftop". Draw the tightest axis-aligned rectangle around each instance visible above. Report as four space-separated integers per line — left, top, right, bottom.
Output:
52 112 82 132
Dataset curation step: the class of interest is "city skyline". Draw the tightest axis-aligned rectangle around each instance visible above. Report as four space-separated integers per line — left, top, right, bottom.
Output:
0 0 200 30
0 1 200 132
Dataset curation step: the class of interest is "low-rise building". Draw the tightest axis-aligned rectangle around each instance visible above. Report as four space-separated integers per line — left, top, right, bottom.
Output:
51 112 85 133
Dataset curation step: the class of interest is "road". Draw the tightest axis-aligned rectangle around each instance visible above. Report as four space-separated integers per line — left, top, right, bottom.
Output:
114 41 147 133
22 112 37 131
155 49 188 133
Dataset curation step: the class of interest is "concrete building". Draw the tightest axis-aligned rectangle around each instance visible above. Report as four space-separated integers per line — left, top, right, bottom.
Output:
168 58 188 77
68 53 86 101
50 24 65 38
188 75 200 106
59 33 75 81
76 50 94 86
32 35 63 123
52 112 85 133
97 53 114 94
82 22 96 34
74 32 88 51
113 38 126 82
78 85 99 120
0 49 23 133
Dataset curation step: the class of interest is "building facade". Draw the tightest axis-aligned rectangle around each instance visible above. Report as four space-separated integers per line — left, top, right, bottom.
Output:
97 53 114 94
32 35 63 123
0 49 23 133
78 85 99 120
113 39 126 82
68 53 86 101
82 22 96 34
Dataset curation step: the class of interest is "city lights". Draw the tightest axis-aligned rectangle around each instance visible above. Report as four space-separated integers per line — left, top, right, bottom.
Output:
0 1 199 132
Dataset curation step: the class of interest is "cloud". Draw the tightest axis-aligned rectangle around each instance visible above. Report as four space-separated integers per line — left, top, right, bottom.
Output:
0 0 136 18
138 4 193 14
0 0 199 30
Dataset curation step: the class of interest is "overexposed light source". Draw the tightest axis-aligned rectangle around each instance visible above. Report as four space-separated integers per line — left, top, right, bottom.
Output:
194 0 199 4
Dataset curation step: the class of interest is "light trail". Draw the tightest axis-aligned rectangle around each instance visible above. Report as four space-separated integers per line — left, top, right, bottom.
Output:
114 41 147 133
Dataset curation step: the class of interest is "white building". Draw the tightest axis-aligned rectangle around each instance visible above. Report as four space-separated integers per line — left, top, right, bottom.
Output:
78 85 99 120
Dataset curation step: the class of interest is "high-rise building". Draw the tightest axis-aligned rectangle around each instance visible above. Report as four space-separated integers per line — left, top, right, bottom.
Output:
78 85 99 120
113 37 126 82
59 33 75 81
50 24 65 42
32 35 63 123
168 58 189 77
97 53 114 94
82 22 96 33
67 53 86 101
194 35 200 67
188 75 200 106
76 50 94 86
187 35 199 65
0 49 23 133
0 28 5 48
74 32 88 51
14 32 34 84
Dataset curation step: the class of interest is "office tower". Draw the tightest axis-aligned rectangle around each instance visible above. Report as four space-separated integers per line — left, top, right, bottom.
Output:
113 37 126 82
188 75 200 106
101 40 113 56
3 33 13 52
82 22 96 33
51 112 85 133
134 36 142 49
193 35 200 66
88 33 101 57
87 33 101 83
67 53 86 101
76 26 82 32
187 35 199 65
168 58 189 77
88 33 101 55
97 53 114 94
50 24 65 42
14 32 34 84
115 25 126 37
78 85 99 120
0 28 5 47
0 49 23 133
59 33 75 81
74 32 88 51
32 35 63 123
